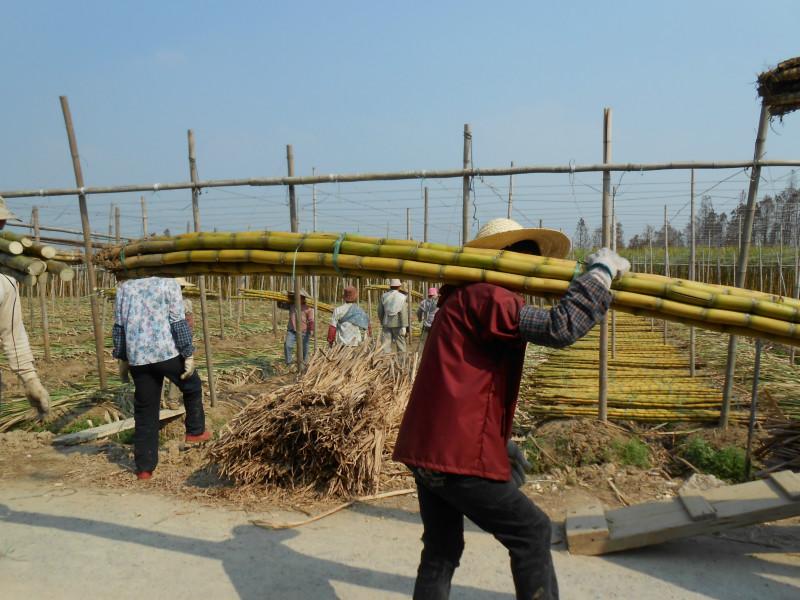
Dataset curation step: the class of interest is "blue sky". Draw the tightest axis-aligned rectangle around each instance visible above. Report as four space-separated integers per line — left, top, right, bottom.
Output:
1 1 798 245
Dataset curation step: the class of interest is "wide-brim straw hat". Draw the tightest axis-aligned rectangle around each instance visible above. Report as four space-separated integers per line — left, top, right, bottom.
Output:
174 277 197 288
389 278 402 287
0 196 18 221
286 288 311 299
465 218 571 259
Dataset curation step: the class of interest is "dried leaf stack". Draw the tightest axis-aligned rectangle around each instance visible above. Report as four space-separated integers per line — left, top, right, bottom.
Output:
208 343 416 498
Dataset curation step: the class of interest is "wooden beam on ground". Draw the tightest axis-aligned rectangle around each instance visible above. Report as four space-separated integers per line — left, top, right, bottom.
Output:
678 489 717 521
566 471 800 555
52 408 185 445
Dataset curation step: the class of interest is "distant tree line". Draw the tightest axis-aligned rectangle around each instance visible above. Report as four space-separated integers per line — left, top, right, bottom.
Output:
573 181 800 250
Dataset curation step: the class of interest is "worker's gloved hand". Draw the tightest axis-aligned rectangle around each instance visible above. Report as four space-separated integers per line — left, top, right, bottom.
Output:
585 248 631 288
180 355 196 380
506 440 531 488
400 327 407 336
118 360 130 383
21 373 50 420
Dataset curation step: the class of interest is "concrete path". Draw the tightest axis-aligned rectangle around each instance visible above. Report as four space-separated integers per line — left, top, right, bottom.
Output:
1 478 798 599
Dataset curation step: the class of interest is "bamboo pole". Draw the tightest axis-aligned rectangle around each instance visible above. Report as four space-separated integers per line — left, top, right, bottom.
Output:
792 239 800 365
406 207 413 345
611 208 617 359
689 169 696 376
187 129 217 407
744 339 763 479
721 104 771 428
423 187 429 244
141 196 148 237
664 204 670 343
6 160 800 200
32 207 51 362
287 144 304 373
462 124 471 245
114 206 121 245
507 161 514 218
599 108 611 422
58 96 106 389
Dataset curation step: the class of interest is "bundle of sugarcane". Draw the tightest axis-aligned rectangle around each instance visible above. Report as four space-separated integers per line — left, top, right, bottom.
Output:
237 288 334 313
0 231 74 285
97 230 800 347
95 286 218 300
363 283 424 300
758 57 800 118
207 343 416 498
755 419 800 474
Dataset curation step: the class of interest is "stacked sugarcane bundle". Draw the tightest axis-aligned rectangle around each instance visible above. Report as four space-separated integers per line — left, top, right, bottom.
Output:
363 283 424 300
237 288 334 314
758 57 800 118
0 231 75 285
96 230 800 347
207 343 416 498
95 286 219 300
755 419 800 474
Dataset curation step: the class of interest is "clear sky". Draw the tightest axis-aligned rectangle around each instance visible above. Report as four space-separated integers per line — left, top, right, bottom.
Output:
1 1 798 246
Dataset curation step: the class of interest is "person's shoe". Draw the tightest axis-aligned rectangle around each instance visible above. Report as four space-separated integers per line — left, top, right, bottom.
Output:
137 471 153 480
185 430 211 444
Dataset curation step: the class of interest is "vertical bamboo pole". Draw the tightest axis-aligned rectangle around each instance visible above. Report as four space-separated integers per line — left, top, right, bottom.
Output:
287 144 304 373
187 129 217 407
610 207 616 359
270 275 277 335
664 204 669 343
462 124 472 245
423 187 429 243
140 196 148 237
744 339 763 479
689 169 696 376
58 96 107 389
791 239 799 365
507 161 514 218
598 108 611 422
114 206 121 244
32 207 51 362
721 104 771 428
406 207 413 344
312 167 319 352
217 275 225 339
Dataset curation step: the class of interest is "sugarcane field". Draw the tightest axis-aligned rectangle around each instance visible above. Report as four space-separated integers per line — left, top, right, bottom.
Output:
2 6 800 600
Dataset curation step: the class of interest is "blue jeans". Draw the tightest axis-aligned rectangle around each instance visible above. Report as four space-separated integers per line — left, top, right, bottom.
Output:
284 330 310 365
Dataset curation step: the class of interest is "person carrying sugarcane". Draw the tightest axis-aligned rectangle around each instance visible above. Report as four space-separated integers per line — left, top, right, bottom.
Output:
0 197 50 419
327 285 371 347
378 278 408 353
393 218 630 600
278 289 314 365
416 287 439 351
113 276 209 481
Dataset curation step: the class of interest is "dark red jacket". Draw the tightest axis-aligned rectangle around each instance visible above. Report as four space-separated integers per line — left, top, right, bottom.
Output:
393 283 526 481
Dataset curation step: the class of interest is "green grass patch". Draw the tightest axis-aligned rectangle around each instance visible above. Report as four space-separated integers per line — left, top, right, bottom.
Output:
679 436 746 483
612 438 651 469
111 429 135 445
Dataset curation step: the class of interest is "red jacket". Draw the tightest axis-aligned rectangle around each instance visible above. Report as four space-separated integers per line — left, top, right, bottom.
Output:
393 283 526 481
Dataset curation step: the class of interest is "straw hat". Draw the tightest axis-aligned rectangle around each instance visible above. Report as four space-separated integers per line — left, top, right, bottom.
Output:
0 196 18 221
465 218 570 258
174 277 197 288
389 278 402 288
343 285 358 302
286 288 311 299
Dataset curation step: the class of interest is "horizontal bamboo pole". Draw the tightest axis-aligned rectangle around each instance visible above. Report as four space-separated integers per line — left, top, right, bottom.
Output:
112 253 800 347
0 253 46 275
3 160 800 199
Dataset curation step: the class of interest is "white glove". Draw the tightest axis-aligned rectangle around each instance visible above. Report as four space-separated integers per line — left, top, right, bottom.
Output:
118 360 130 383
400 327 407 336
180 355 196 380
585 248 631 288
22 373 50 420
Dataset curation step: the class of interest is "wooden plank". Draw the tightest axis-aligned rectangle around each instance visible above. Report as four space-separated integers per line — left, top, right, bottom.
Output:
52 408 185 446
565 502 609 555
569 476 800 555
678 489 716 521
770 470 800 500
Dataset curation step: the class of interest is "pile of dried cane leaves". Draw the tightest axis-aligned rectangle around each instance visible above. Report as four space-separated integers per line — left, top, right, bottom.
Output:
208 343 417 498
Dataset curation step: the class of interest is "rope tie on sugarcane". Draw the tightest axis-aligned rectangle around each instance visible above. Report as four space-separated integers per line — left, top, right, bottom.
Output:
572 262 584 280
332 233 345 276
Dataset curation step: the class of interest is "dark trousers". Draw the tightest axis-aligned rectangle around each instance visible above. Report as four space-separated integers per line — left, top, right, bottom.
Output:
129 355 204 473
412 469 558 600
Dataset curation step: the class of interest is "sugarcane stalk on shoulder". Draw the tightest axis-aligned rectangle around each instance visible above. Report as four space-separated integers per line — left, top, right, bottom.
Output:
0 231 33 248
